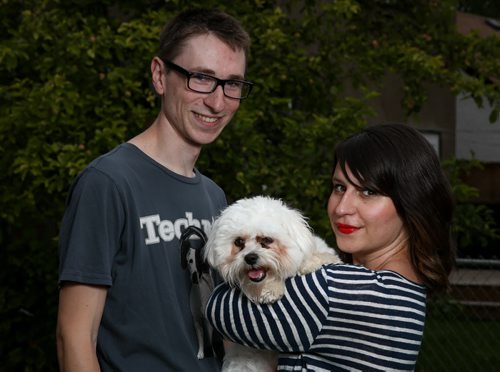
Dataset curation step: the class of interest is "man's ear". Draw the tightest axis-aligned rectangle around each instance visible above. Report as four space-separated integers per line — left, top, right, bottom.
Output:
151 56 166 95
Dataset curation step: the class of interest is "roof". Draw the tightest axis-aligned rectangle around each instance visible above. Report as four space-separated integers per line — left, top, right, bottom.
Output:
456 11 500 37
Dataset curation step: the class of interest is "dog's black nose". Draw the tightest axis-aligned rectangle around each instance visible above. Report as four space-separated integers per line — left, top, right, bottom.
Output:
244 253 259 265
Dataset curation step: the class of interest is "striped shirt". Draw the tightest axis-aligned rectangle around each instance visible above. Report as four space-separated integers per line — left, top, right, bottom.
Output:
206 264 426 371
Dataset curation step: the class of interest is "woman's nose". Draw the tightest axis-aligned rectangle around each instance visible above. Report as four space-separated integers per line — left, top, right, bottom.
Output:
335 192 356 215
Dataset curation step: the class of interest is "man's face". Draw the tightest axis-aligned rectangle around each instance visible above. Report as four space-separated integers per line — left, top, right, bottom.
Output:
159 33 246 147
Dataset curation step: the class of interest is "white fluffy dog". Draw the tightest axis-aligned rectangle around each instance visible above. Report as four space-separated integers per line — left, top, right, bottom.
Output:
204 195 341 371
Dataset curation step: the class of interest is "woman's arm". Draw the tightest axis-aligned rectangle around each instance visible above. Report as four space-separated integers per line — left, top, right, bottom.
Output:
206 267 330 353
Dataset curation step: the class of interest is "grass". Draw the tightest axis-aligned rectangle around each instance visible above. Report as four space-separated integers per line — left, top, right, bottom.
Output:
416 303 500 371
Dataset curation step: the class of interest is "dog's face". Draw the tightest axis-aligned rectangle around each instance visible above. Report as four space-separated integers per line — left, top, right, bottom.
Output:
204 196 315 300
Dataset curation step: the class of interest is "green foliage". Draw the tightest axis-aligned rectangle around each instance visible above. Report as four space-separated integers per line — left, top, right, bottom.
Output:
1 0 499 370
443 158 500 251
459 0 500 18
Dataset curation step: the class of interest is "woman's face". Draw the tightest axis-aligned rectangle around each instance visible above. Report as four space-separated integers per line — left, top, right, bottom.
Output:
327 163 408 265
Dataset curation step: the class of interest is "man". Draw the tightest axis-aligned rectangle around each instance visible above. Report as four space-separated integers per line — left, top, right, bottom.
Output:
56 9 252 371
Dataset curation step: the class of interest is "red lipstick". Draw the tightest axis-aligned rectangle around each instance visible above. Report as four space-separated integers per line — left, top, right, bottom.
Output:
336 223 359 234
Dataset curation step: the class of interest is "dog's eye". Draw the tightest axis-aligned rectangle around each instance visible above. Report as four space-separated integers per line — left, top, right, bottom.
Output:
234 237 245 249
257 236 274 248
262 237 273 244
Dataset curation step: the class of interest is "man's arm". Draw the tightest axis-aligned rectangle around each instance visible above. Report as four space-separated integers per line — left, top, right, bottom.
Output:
56 283 107 372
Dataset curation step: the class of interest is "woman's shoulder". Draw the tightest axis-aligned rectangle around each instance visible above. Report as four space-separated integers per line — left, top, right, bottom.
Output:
323 263 426 295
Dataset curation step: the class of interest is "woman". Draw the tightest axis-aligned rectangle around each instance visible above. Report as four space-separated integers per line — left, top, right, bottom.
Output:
207 124 455 371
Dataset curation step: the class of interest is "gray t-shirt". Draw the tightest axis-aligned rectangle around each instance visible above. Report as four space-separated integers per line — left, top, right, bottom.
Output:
59 143 226 371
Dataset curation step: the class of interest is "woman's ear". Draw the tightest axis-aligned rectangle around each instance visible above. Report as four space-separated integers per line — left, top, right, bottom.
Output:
151 56 166 95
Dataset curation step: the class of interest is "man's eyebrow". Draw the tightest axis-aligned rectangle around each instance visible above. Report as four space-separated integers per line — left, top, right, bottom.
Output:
227 74 246 80
193 67 245 80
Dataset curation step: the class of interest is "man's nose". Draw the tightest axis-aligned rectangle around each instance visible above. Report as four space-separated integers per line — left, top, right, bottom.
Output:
203 85 226 112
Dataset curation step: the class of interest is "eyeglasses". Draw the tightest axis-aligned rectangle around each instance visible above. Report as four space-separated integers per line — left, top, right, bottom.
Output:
162 59 253 100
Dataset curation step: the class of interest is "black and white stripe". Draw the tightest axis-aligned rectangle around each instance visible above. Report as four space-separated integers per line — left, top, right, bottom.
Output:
207 264 426 371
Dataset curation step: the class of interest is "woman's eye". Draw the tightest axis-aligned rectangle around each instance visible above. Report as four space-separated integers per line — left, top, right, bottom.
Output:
332 183 345 193
361 188 376 197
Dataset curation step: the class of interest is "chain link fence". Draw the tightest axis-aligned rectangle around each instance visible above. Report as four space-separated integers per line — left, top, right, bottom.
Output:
416 259 500 371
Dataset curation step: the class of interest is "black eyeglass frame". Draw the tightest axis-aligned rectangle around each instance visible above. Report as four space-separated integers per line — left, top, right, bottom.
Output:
161 59 253 100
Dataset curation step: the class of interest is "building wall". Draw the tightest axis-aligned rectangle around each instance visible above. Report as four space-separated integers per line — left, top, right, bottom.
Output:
463 164 500 203
456 93 500 163
366 74 500 206
358 11 500 209
366 73 456 160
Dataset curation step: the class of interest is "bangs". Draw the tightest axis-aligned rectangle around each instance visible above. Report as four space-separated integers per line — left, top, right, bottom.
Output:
334 132 392 196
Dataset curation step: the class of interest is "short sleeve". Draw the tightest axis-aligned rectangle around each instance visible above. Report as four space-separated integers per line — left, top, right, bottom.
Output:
58 167 124 286
206 266 330 353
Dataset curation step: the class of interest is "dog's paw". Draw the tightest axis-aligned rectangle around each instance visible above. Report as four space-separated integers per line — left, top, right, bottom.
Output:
197 349 204 359
299 252 341 275
223 344 278 372
256 283 285 304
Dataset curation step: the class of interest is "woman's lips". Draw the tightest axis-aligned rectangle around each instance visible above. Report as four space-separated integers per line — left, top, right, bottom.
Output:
336 223 360 235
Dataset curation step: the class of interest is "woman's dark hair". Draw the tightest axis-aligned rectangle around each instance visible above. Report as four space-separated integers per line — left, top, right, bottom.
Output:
333 123 455 296
158 8 251 66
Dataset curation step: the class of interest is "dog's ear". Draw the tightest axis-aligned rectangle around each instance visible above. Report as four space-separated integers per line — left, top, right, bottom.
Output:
284 209 316 253
203 219 219 266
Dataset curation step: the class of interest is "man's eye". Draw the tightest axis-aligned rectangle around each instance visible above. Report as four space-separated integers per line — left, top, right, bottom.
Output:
225 80 243 89
192 73 214 83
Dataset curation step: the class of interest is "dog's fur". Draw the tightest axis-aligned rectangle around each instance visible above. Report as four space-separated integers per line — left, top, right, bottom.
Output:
204 196 341 371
